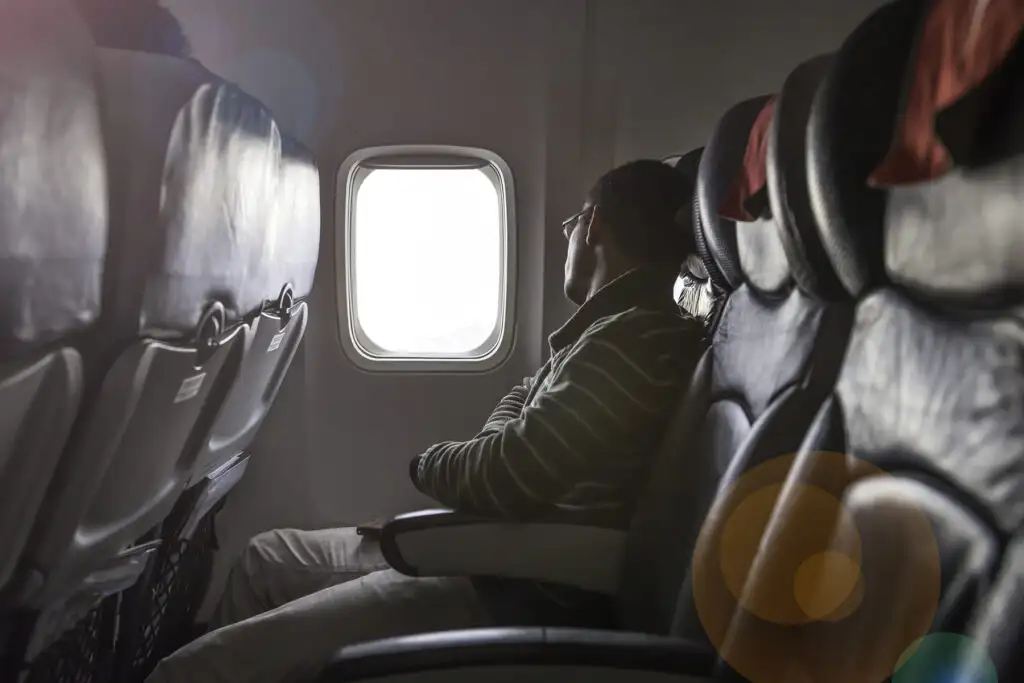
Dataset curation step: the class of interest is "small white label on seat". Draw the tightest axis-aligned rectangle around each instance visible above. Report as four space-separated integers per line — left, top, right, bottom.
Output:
174 373 207 403
268 331 286 353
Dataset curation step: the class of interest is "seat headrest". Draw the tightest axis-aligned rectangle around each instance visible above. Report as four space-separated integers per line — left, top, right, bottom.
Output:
769 54 847 302
709 60 849 300
806 0 932 297
97 49 321 335
671 148 713 281
697 95 775 293
0 0 108 357
810 0 1024 301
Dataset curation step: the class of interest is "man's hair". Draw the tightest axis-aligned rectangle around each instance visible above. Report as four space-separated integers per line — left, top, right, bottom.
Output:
74 0 193 59
588 159 697 271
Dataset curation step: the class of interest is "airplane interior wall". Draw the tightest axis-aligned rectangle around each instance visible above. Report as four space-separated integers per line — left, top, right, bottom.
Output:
163 0 885 615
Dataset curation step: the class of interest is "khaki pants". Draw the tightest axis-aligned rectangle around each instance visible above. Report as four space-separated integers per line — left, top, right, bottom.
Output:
145 527 494 683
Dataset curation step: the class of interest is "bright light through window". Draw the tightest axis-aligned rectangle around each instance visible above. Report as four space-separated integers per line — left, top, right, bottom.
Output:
350 167 504 357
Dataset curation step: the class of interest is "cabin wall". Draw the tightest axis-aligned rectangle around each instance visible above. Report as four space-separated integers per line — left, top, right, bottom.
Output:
166 0 884 614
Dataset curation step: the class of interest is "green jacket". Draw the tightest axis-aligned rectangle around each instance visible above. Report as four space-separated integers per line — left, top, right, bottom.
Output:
412 267 705 527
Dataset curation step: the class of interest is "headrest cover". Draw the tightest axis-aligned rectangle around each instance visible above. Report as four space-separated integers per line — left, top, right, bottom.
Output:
697 95 775 291
810 0 1024 301
870 0 1024 187
719 97 776 222
98 50 321 336
769 55 847 301
883 4 1024 302
0 0 108 357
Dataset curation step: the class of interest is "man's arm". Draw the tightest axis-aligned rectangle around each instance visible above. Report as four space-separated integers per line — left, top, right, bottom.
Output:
409 378 535 484
411 310 703 518
474 377 535 438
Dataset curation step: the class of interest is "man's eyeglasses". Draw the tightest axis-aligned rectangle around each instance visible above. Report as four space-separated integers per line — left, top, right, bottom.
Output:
560 207 594 240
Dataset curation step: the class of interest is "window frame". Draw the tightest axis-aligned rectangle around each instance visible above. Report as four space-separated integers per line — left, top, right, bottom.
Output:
336 145 517 373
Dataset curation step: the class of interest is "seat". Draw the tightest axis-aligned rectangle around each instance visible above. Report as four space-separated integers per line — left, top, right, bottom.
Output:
171 113 320 554
308 54 856 681
110 71 321 681
0 0 108 600
365 55 852 649
620 65 852 637
4 46 315 666
706 1 1024 682
183 131 319 506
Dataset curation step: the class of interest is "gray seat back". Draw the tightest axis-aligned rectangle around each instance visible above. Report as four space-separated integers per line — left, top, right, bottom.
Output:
0 0 108 597
13 49 300 657
184 135 320 504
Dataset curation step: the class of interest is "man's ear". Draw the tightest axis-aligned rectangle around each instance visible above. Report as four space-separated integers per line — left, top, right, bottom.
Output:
584 208 602 247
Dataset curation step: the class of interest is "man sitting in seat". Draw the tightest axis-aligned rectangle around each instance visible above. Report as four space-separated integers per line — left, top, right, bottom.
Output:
147 159 707 683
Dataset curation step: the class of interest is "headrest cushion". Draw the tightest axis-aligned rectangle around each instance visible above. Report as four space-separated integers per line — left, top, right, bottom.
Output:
806 0 923 297
697 95 775 291
719 97 776 222
769 54 847 301
870 0 1024 187
884 9 1024 303
810 0 1024 301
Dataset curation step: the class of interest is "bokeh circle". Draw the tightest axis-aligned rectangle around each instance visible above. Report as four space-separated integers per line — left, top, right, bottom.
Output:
691 451 945 683
893 633 998 683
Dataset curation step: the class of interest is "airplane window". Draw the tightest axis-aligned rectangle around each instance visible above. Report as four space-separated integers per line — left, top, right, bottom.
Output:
342 155 514 369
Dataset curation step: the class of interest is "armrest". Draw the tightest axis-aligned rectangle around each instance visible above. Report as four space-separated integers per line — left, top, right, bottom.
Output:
313 627 717 683
380 509 627 594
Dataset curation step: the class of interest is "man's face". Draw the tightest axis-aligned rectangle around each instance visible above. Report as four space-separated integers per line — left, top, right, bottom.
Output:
562 203 597 306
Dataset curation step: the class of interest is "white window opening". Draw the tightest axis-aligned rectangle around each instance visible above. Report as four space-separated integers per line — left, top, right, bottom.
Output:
339 147 515 370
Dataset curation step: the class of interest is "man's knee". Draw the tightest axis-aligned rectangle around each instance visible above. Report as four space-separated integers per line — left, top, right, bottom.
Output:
229 527 386 596
215 529 315 627
226 528 315 606
236 529 294 577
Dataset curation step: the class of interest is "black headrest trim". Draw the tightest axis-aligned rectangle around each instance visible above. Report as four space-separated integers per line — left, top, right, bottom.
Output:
691 192 729 293
806 0 927 297
673 147 725 290
769 54 848 302
697 95 775 291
